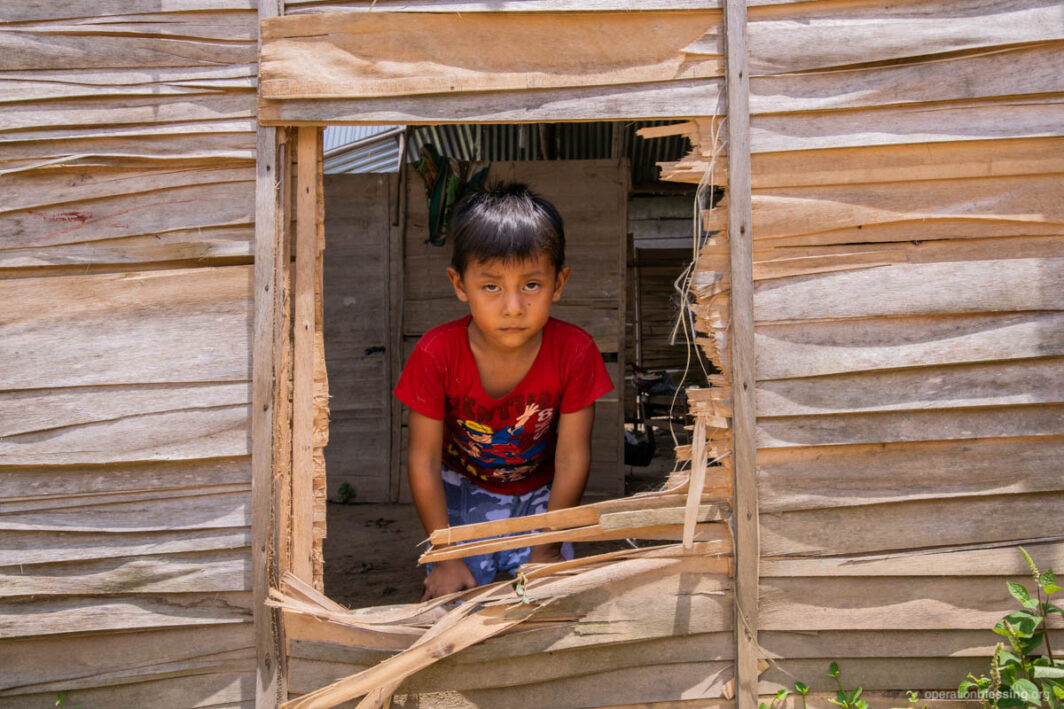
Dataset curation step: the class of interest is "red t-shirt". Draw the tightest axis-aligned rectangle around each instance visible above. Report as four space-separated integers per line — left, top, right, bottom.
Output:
394 316 614 494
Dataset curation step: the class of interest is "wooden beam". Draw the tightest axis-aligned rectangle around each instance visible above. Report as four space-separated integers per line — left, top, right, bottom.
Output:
252 7 288 709
292 127 319 583
723 1 759 708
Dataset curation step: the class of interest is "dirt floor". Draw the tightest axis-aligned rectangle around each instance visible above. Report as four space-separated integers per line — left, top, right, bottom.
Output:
322 455 676 609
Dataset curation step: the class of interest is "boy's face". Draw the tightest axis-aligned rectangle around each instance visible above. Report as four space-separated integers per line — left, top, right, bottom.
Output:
447 252 570 353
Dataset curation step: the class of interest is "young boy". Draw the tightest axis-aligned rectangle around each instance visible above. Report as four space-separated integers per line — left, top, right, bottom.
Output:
393 182 614 600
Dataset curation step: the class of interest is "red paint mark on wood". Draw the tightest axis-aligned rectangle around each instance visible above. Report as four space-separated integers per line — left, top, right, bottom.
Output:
29 210 91 223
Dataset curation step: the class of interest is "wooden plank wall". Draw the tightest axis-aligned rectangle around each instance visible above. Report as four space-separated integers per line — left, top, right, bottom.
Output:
399 159 628 499
656 0 1064 696
321 173 394 503
0 2 260 706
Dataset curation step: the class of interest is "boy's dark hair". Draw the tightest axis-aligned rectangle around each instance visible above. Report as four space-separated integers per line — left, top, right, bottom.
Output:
449 182 565 274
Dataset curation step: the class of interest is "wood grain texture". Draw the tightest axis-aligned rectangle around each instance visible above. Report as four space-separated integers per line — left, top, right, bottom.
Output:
322 174 392 502
0 2 259 705
260 11 719 99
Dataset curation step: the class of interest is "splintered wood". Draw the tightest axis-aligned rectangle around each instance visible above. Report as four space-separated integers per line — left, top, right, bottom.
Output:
637 0 1064 700
277 545 733 708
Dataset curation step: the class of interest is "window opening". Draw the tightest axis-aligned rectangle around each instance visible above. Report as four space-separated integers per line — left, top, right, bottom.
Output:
314 121 711 609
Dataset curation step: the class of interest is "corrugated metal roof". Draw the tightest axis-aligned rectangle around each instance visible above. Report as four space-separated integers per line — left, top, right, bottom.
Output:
323 122 691 187
323 125 400 153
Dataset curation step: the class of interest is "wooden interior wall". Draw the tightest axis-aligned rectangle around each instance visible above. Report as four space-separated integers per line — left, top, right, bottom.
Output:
399 159 628 499
321 174 395 503
654 0 1064 696
0 2 260 706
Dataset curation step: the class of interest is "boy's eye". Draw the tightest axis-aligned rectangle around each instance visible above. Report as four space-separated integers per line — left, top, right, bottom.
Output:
524 282 542 291
482 284 500 292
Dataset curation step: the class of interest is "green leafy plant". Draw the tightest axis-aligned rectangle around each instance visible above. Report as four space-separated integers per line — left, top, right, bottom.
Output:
959 548 1064 709
336 481 356 504
794 681 810 709
827 661 869 709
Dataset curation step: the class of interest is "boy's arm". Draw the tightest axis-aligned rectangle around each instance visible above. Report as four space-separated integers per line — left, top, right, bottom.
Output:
407 410 477 600
528 403 595 563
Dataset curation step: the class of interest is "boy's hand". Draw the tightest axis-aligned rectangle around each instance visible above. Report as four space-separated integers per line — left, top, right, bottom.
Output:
527 543 565 565
422 559 477 601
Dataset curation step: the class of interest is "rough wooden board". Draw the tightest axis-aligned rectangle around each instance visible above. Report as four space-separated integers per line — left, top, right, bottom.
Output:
1 164 254 215
0 70 256 105
258 79 721 125
757 403 1064 449
760 575 1053 631
757 628 1001 660
260 11 719 99
0 405 250 466
753 257 1064 323
734 235 1064 284
0 227 254 270
1 482 251 515
0 94 255 133
282 0 806 10
707 175 1064 242
0 457 250 502
292 127 319 584
0 2 257 22
0 266 252 389
415 661 733 709
740 0 1064 74
760 541 1064 578
746 98 1064 154
756 357 1064 417
760 491 1064 556
0 591 253 638
0 623 254 694
754 311 1064 380
0 672 256 709
747 41 1064 114
2 180 254 250
758 435 1064 512
0 527 251 567
0 488 249 533
0 382 250 438
0 27 256 71
727 137 1064 189
0 549 251 596
760 658 986 693
0 118 257 145
292 633 734 695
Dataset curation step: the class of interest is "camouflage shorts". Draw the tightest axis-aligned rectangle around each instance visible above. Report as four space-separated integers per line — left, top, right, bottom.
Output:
432 467 574 587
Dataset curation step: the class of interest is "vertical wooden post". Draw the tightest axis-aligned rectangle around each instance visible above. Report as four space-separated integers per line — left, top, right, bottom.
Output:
723 0 760 706
292 127 319 583
252 122 288 709
253 1 288 706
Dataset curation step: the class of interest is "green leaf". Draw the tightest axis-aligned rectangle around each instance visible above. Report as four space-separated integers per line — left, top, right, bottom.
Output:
1035 667 1064 679
1046 584 1063 596
999 611 1040 638
1054 685 1064 700
776 689 789 701
1010 581 1033 605
1041 569 1057 588
1020 633 1045 656
1012 679 1041 705
795 681 809 695
959 680 977 697
829 661 840 677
